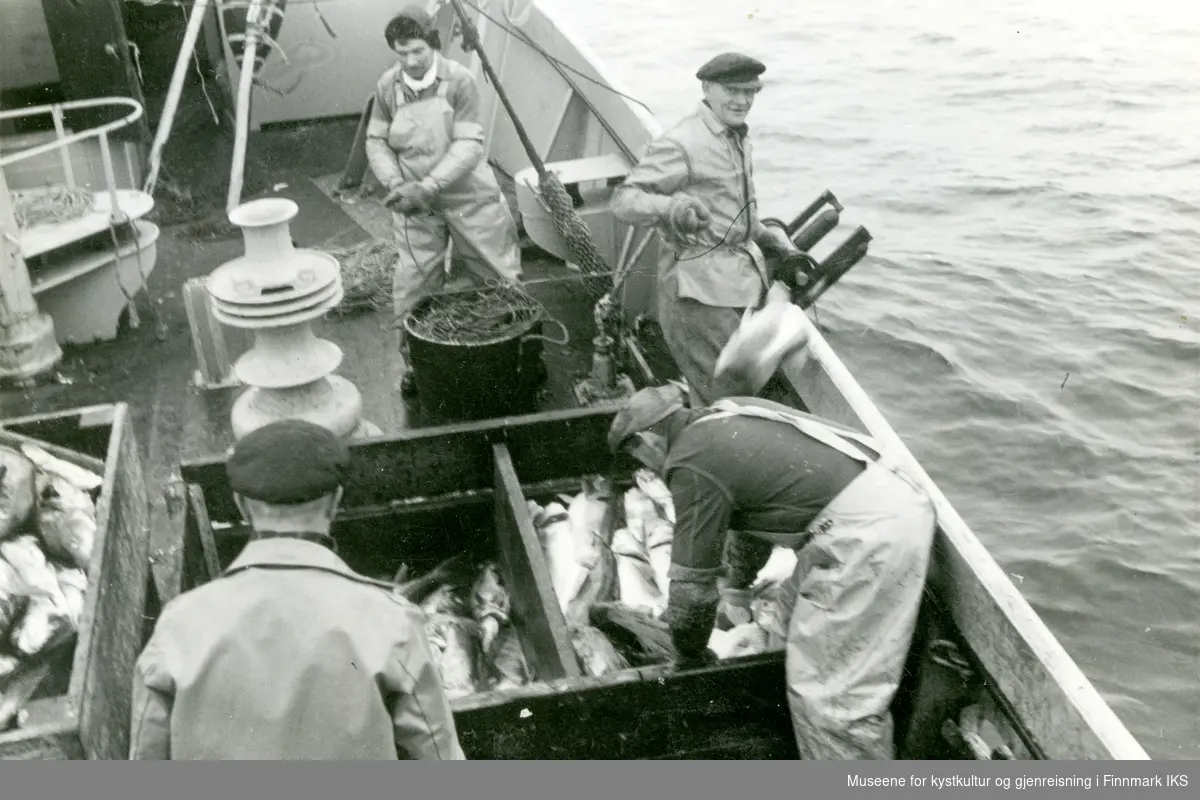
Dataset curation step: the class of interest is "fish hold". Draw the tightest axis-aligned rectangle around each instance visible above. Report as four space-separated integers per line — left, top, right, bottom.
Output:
0 557 30 637
634 468 675 525
425 614 482 700
610 527 666 618
55 564 88 630
0 447 37 541
471 561 511 653
569 624 629 677
486 624 533 690
35 475 97 571
708 623 769 661
0 536 65 604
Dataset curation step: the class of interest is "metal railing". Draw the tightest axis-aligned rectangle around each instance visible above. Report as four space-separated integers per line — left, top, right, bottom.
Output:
0 97 145 226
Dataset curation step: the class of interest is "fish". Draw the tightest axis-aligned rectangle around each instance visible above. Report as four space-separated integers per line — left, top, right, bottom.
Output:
54 564 88 630
753 546 799 590
713 300 811 396
0 653 19 681
0 536 65 605
708 622 769 661
424 612 483 700
35 474 97 571
634 468 675 524
419 583 468 619
569 624 629 677
622 486 655 545
644 519 674 600
470 561 511 653
750 583 790 651
19 443 103 493
535 501 588 618
610 527 666 618
11 594 72 657
0 447 37 541
0 556 30 638
562 476 618 627
486 623 533 690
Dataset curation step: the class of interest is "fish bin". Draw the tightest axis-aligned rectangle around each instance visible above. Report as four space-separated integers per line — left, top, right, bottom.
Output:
0 403 151 760
175 406 803 759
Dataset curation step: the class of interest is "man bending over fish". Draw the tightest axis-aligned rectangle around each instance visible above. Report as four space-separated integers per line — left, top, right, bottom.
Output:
129 420 465 760
365 6 525 398
605 335 937 759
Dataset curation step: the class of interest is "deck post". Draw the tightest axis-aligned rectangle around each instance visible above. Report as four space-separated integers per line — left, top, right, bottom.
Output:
0 168 63 385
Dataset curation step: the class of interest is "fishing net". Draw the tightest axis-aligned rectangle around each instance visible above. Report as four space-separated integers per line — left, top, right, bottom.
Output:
324 237 395 314
11 187 94 230
404 283 545 346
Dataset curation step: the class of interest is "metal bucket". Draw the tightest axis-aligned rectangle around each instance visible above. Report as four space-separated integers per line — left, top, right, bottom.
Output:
403 293 568 422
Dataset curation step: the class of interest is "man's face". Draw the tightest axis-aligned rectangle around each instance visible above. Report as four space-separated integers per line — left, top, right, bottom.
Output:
394 38 434 79
703 81 761 127
625 431 668 474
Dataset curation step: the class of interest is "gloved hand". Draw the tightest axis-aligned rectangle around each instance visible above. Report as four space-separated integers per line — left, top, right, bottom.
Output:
666 194 711 236
384 180 436 214
758 224 796 258
715 587 755 630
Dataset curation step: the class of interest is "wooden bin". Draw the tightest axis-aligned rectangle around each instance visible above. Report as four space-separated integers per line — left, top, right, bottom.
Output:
0 403 151 760
174 406 798 759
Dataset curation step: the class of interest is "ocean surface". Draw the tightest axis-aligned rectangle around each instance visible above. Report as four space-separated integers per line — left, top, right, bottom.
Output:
552 0 1199 759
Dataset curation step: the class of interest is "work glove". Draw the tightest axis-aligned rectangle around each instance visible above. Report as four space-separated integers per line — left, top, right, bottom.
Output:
666 194 711 237
758 225 796 258
714 587 755 630
384 180 436 214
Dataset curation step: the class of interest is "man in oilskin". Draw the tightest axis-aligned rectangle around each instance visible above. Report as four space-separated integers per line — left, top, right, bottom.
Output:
609 51 803 408
606 358 937 759
129 420 465 760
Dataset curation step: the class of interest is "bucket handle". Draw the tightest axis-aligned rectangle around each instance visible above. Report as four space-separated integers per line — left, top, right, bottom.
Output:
522 318 570 347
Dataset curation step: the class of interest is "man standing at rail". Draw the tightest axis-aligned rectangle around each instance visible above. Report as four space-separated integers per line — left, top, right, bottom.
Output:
609 52 802 407
129 420 465 760
365 6 524 397
605 343 938 759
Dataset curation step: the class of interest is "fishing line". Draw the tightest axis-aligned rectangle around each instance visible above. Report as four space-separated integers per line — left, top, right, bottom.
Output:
674 199 756 262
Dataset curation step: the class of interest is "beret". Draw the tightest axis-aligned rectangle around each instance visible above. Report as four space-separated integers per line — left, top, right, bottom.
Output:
227 419 350 505
606 384 689 453
696 52 767 85
386 6 436 45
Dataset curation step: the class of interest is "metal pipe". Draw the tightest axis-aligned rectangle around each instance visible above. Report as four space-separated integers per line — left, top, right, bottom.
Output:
227 0 266 212
142 0 212 196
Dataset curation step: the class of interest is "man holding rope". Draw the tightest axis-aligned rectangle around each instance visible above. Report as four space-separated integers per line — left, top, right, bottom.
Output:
610 52 803 407
365 6 524 397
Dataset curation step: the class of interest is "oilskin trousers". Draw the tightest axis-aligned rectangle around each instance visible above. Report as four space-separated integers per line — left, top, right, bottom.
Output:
386 82 522 358
700 400 937 759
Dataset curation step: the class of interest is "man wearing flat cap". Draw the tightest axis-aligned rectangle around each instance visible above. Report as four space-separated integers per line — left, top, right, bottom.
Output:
365 5 525 397
610 52 800 407
606 347 936 760
129 420 466 760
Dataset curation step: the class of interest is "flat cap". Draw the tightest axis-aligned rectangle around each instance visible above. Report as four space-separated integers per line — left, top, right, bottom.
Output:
385 6 436 45
696 52 766 86
227 419 350 505
606 383 689 453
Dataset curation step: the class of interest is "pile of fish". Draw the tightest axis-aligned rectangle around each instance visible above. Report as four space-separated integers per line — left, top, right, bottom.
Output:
414 559 535 700
1 442 101 707
527 468 799 674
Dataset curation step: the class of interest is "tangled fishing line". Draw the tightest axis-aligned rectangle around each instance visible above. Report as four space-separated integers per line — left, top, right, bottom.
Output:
404 282 544 346
12 187 94 230
323 237 396 314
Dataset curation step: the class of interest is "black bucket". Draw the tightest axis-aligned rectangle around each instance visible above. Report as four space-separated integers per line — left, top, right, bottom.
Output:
403 293 569 423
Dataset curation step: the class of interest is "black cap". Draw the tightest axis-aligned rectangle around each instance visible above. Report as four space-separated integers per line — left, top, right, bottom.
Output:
226 420 350 505
386 6 438 47
696 52 766 86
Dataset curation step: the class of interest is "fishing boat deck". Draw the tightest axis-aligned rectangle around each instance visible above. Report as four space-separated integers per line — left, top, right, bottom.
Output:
1 111 672 601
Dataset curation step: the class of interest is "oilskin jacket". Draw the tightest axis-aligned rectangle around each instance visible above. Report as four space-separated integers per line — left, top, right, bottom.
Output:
610 101 775 309
129 537 465 760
